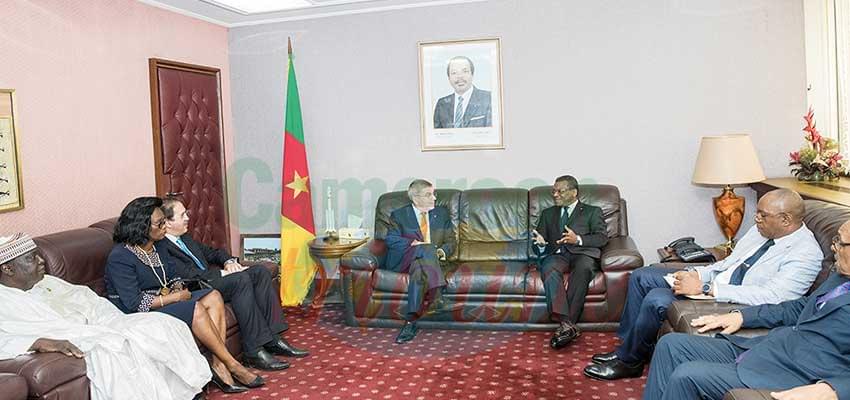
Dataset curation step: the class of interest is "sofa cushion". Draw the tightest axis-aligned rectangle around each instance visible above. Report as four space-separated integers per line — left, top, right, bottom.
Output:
800 199 850 293
33 228 114 296
528 185 624 259
445 262 530 295
373 189 461 261
0 373 27 400
457 189 529 262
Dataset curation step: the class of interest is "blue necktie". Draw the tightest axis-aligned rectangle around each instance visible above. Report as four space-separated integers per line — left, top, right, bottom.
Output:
454 96 464 128
729 239 775 285
176 237 206 270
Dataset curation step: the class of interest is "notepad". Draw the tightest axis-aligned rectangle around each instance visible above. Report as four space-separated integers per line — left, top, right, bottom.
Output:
664 274 715 300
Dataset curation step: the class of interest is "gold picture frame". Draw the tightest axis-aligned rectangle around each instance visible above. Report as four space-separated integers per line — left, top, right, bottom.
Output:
418 38 504 151
0 89 23 213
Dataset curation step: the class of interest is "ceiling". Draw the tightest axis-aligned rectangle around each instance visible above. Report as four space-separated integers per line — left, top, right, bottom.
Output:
138 0 486 27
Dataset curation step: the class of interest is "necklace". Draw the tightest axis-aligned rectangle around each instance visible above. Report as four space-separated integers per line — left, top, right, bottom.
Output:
132 245 170 296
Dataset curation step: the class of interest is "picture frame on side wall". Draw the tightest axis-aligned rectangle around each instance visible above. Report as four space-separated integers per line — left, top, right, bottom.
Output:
239 234 281 264
0 89 23 213
418 38 504 151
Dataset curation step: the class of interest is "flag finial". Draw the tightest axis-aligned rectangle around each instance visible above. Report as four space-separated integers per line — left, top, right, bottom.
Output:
288 37 292 56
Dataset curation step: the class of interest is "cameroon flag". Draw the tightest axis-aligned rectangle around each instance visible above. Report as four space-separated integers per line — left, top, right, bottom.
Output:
280 42 317 306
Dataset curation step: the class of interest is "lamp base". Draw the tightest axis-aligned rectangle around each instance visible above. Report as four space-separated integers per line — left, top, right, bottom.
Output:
713 185 745 250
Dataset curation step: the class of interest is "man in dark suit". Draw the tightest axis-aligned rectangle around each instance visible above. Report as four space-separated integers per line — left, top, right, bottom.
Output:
384 179 456 344
642 218 850 400
433 56 492 129
161 198 308 371
532 175 608 349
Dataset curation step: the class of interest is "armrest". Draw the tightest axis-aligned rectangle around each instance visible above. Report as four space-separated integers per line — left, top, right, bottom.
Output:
600 236 644 272
0 373 27 400
0 352 86 396
340 242 380 272
723 389 775 400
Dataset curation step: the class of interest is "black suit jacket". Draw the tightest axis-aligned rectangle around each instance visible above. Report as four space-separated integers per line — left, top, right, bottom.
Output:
162 234 234 284
719 272 850 395
433 87 492 129
533 202 608 259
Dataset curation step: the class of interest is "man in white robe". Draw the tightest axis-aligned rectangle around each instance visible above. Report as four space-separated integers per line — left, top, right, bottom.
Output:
0 233 211 400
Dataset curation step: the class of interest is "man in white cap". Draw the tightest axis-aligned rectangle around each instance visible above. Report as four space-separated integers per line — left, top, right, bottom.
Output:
0 233 211 400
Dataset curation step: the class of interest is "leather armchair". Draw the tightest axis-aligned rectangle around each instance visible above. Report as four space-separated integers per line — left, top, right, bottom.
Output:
723 389 774 400
0 373 28 400
340 185 644 331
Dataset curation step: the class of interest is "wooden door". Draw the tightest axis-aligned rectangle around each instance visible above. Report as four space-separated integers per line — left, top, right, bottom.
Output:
149 58 230 249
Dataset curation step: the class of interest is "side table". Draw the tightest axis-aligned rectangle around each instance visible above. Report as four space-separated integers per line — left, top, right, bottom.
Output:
656 246 730 268
308 237 368 307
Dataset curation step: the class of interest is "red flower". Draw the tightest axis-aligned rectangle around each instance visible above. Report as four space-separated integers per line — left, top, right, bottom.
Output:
789 151 801 162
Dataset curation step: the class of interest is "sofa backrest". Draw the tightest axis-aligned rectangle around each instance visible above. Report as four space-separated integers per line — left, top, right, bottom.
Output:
33 218 117 296
801 200 850 293
373 185 627 262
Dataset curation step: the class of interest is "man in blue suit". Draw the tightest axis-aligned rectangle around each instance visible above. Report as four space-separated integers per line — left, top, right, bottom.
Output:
433 56 492 129
643 218 850 400
384 179 456 344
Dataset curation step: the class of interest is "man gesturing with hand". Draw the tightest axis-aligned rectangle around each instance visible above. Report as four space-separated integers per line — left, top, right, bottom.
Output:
533 175 608 350
642 219 850 400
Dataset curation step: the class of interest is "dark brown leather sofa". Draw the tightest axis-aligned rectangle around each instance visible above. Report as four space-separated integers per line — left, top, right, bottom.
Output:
0 218 265 399
659 199 850 399
340 185 644 330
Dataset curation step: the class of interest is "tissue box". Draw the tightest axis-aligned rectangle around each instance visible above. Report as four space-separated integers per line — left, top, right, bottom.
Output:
339 228 369 240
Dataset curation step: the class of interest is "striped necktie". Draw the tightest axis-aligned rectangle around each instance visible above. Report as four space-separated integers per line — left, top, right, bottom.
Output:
454 96 464 128
176 237 206 270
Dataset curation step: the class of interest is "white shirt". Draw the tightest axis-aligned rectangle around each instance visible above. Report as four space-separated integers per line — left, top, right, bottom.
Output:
164 233 234 276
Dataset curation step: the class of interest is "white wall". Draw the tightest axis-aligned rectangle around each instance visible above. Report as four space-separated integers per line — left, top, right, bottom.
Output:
227 0 807 260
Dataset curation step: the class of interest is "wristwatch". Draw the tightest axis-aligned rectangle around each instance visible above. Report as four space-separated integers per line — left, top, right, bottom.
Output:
701 283 712 295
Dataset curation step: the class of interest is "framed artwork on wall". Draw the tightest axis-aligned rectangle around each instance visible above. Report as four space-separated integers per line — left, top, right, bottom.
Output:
418 38 504 151
0 89 23 213
239 234 281 264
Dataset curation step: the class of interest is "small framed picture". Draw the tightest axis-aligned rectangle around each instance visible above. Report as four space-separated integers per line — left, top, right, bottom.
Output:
239 234 281 263
0 89 23 213
418 38 504 151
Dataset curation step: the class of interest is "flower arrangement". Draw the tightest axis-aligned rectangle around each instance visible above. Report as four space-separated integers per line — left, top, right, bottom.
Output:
789 108 845 181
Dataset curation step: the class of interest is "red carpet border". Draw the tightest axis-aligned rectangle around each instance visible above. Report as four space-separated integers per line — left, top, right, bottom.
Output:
208 306 646 400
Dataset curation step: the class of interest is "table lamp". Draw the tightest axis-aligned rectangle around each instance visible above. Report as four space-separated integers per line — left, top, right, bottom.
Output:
692 134 766 251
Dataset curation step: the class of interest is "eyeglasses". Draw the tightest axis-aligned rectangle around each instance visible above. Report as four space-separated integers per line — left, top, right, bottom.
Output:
151 218 166 229
551 188 574 195
833 235 850 248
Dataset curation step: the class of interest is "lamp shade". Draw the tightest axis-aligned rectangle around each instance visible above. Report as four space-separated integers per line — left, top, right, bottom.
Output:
692 134 766 185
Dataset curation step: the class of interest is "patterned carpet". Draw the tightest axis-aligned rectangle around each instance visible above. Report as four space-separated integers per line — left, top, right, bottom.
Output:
207 306 647 400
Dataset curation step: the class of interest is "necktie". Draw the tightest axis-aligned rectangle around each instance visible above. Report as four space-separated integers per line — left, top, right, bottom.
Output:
454 96 464 128
419 211 430 243
817 281 850 309
729 239 775 285
559 206 570 231
176 237 206 270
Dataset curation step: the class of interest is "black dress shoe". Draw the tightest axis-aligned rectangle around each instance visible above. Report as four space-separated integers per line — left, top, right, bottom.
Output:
550 322 581 349
264 338 309 358
210 372 248 394
591 351 619 365
583 359 644 381
243 348 290 371
395 321 418 344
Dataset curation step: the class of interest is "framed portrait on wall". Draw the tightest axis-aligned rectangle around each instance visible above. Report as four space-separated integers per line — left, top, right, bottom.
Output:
418 38 504 151
0 89 23 213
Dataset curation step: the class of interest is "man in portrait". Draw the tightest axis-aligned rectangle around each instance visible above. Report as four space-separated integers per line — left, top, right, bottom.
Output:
433 56 492 129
